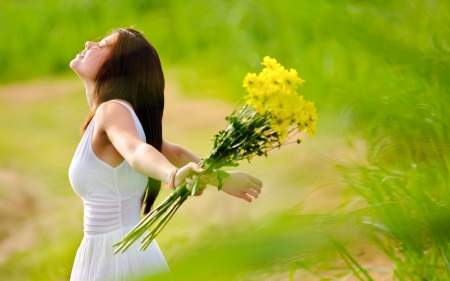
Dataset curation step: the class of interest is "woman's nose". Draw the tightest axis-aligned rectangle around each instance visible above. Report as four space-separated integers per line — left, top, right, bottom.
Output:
85 41 94 49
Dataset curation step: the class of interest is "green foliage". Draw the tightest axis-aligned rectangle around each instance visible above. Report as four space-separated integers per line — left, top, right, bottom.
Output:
160 213 360 281
0 228 81 280
2 0 448 104
340 80 450 278
333 0 450 277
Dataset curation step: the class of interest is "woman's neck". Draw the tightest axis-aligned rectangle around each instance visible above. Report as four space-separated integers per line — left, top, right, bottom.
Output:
83 80 96 110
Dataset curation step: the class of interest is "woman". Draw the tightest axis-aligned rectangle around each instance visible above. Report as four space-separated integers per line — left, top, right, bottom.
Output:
68 28 263 280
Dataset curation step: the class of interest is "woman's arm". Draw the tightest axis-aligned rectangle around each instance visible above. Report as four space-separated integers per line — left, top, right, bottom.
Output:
162 140 201 167
95 102 204 186
162 140 263 202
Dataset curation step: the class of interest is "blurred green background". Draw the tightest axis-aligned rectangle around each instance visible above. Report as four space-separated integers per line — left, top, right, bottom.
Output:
1 0 449 280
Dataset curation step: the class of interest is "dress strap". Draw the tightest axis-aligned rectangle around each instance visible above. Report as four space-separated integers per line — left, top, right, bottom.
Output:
105 100 146 142
108 100 134 113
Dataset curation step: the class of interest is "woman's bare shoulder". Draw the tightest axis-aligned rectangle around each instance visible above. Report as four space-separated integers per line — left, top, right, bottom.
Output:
95 101 135 128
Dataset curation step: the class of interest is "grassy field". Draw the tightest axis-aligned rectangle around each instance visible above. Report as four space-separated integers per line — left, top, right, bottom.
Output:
1 0 450 280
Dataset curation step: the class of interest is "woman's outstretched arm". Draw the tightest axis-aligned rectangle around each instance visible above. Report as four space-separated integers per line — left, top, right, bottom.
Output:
161 140 202 167
94 102 204 187
162 140 263 202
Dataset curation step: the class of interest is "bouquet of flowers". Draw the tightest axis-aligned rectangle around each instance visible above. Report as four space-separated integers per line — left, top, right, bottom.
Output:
113 56 318 253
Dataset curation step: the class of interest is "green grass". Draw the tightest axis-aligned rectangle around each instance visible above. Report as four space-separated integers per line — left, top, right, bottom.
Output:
2 0 448 104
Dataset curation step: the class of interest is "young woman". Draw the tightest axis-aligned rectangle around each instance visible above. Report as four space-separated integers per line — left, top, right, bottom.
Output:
68 28 263 280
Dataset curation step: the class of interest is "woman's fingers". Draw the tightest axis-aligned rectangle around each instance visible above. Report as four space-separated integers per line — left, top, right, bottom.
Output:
198 174 211 185
175 162 205 187
197 182 207 191
249 175 263 188
246 188 259 199
193 190 203 196
189 162 205 174
249 182 262 194
240 193 252 202
183 173 207 195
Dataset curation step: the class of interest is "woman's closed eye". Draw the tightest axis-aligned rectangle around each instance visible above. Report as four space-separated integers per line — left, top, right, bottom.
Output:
91 43 102 50
86 40 106 51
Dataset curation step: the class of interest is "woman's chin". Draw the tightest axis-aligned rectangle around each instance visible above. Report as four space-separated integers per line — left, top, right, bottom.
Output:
69 58 77 70
70 54 85 67
70 58 81 71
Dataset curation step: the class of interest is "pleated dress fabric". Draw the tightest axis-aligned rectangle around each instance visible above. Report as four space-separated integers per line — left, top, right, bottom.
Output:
69 100 170 281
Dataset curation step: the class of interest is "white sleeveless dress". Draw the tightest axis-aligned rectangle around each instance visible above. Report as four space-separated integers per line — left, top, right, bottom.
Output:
69 100 170 281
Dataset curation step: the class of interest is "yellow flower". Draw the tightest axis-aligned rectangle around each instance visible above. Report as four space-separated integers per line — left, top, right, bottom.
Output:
307 124 317 136
261 56 281 70
286 69 305 89
278 130 288 142
270 118 290 140
277 69 294 91
268 71 279 85
242 73 259 89
243 56 318 141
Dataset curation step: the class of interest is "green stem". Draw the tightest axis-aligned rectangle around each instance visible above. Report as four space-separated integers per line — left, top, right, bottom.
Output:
113 184 189 253
140 193 188 250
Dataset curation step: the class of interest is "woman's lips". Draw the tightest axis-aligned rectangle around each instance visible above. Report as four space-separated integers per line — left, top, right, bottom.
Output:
77 51 85 58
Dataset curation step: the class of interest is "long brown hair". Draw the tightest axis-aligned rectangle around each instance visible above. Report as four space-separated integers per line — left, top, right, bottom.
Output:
81 28 164 214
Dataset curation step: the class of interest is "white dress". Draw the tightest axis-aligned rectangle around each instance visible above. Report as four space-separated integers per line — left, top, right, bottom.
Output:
69 100 170 281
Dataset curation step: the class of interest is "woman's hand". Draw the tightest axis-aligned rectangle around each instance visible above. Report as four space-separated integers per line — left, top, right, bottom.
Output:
174 162 206 196
185 174 208 196
201 171 263 202
160 141 262 199
220 171 263 202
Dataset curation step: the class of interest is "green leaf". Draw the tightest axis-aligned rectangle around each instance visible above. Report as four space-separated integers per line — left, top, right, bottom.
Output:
216 170 230 191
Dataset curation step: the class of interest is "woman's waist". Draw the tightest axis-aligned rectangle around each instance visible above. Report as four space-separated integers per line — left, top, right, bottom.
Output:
83 222 140 237
82 196 142 235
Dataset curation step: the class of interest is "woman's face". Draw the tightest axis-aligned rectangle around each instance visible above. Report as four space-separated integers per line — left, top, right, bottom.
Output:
70 33 118 83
